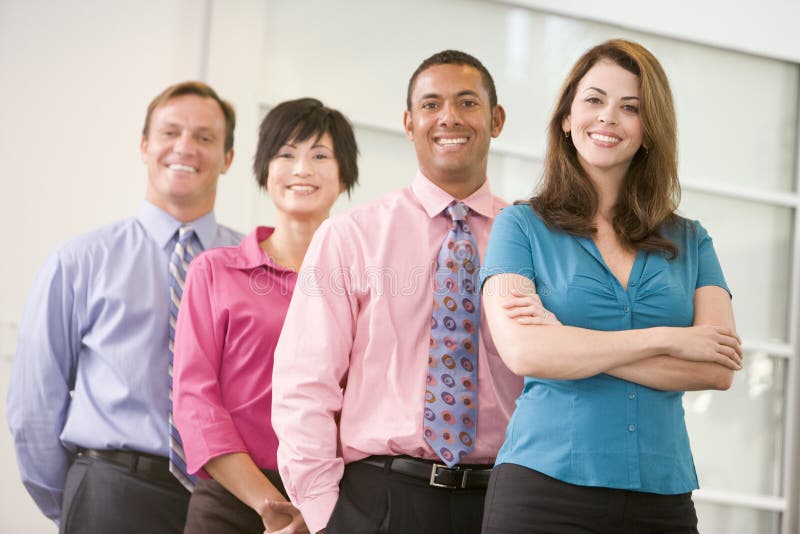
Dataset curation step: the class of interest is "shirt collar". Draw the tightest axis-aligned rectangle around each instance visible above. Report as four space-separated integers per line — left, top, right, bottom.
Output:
227 226 291 271
410 170 496 219
136 200 219 251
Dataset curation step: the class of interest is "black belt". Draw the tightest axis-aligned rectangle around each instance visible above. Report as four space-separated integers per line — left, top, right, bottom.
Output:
77 448 176 484
361 455 493 490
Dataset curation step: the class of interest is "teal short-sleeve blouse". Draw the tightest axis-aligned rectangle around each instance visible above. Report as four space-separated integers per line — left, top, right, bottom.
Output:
481 204 730 494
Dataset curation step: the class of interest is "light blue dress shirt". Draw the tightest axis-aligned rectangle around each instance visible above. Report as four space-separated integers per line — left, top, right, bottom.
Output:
481 204 729 495
6 201 242 522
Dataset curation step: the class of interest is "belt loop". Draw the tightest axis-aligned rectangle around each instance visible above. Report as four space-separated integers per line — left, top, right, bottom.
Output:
382 456 392 474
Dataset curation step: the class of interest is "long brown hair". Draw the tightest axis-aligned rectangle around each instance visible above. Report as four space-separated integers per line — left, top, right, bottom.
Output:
531 39 680 257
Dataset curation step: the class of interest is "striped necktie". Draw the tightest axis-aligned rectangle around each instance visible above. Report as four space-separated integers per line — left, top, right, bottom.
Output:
424 202 480 467
168 225 199 491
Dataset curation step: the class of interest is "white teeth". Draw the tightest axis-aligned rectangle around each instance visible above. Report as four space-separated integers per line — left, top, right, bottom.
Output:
288 185 316 192
168 164 196 173
436 137 468 145
590 133 620 143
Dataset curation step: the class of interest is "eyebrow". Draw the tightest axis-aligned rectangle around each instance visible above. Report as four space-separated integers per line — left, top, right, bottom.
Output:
583 87 639 101
419 89 482 101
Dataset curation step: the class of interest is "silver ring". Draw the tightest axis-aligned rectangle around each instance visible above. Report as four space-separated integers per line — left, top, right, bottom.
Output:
542 311 551 320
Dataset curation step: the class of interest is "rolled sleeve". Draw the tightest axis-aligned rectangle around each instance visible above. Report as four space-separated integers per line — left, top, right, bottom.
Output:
173 256 247 475
272 220 355 531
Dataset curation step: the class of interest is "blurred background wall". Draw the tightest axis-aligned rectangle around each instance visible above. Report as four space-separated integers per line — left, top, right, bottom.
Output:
1 1 798 532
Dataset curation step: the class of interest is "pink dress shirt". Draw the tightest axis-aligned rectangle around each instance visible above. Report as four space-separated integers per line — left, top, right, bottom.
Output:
272 172 523 534
173 226 296 477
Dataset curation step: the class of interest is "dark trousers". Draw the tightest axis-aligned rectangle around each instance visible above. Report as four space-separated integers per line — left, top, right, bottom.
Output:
482 463 699 534
60 453 190 534
184 469 287 534
326 459 487 534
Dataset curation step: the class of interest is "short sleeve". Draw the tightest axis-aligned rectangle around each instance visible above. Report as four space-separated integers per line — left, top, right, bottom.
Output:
693 220 731 297
480 205 536 288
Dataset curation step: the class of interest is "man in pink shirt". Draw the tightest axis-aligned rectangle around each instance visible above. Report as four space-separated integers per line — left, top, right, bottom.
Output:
272 50 523 534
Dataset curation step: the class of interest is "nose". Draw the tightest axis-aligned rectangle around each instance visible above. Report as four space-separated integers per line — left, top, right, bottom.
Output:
598 105 618 125
292 155 312 177
438 100 462 127
173 131 196 155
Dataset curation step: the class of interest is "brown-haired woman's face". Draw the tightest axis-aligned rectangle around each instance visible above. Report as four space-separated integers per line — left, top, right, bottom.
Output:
562 60 644 183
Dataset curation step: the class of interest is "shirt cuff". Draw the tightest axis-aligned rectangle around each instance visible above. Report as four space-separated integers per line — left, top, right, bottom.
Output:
299 491 339 534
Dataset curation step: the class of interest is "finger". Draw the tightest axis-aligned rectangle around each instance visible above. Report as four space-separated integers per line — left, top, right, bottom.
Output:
502 297 538 309
515 316 548 325
716 353 741 370
510 288 539 299
506 306 542 318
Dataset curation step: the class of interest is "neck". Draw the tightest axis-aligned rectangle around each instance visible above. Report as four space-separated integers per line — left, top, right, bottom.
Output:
146 194 215 223
260 211 328 271
427 171 486 200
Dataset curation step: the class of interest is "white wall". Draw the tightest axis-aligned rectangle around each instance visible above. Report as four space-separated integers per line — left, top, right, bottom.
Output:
507 0 800 63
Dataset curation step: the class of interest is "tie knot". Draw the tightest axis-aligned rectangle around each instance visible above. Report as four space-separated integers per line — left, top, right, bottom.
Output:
177 225 195 244
446 202 469 222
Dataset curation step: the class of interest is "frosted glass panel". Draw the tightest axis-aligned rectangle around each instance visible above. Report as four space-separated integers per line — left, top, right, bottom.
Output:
696 502 779 534
260 0 798 193
679 191 792 343
685 352 784 496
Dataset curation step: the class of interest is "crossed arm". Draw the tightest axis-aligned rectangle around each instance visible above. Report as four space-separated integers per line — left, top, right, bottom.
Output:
483 273 741 391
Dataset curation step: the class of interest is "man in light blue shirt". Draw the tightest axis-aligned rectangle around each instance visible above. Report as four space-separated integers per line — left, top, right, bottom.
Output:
7 81 243 534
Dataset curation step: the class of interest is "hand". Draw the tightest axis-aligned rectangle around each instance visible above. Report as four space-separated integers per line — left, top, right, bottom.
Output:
260 499 310 534
666 325 743 370
502 289 561 325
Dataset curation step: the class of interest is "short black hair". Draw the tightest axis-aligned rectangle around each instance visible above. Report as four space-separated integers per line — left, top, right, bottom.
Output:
406 50 498 110
253 98 359 194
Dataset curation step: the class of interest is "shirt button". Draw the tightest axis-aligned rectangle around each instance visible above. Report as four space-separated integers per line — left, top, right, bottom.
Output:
628 393 636 400
631 281 637 286
628 424 636 432
623 306 630 313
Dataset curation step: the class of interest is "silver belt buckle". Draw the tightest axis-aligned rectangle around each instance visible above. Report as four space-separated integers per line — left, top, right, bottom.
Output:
429 463 471 489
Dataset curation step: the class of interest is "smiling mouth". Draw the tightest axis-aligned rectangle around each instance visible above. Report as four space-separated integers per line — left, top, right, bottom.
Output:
435 137 468 146
589 133 621 144
287 184 317 192
167 163 197 173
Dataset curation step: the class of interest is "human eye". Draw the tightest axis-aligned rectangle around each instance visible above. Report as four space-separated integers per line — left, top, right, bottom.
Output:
161 129 178 137
461 99 479 108
585 96 602 104
313 152 331 160
623 104 640 113
421 101 438 110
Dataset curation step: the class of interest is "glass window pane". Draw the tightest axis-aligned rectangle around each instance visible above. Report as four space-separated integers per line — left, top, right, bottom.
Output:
685 352 784 496
258 0 798 194
678 191 792 343
695 501 780 534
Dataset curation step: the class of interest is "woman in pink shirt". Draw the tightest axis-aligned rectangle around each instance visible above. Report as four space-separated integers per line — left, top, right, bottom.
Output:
173 98 358 534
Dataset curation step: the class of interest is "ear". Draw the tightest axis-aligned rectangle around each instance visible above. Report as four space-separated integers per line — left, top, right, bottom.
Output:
220 149 234 174
561 114 571 136
490 105 506 138
403 110 414 141
139 136 148 162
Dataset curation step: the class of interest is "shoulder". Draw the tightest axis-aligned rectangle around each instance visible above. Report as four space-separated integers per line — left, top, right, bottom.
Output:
214 224 245 246
660 216 709 248
327 187 415 233
493 203 546 231
53 217 139 266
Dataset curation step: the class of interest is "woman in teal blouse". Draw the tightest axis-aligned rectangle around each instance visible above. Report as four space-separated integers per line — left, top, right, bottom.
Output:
480 39 741 533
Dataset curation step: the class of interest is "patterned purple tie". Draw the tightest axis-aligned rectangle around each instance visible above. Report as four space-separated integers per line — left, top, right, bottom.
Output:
424 202 480 467
168 225 199 491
